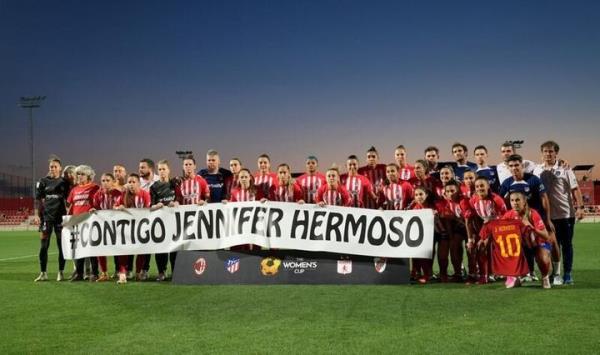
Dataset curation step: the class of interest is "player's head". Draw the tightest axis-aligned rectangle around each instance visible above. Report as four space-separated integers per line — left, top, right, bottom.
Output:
346 155 359 174
463 169 476 187
277 163 292 185
540 140 559 164
182 155 196 178
439 165 455 185
509 190 528 213
443 179 460 200
501 142 515 162
62 165 76 185
366 146 379 166
47 155 62 178
126 173 141 193
139 158 155 179
157 159 171 181
386 163 399 183
326 166 341 187
100 173 115 190
506 154 524 178
229 158 242 175
474 176 491 198
305 155 319 174
257 154 271 173
424 146 439 167
113 164 127 185
451 143 468 162
206 149 220 172
413 186 429 205
394 145 407 165
473 145 488 165
414 159 429 178
237 168 254 190
75 165 95 184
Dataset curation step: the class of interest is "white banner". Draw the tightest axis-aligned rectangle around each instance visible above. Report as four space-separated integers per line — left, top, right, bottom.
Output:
61 201 434 259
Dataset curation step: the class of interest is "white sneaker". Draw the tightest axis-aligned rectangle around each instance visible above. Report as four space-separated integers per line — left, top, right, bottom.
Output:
521 274 533 282
117 272 127 284
126 271 134 280
542 276 551 289
531 274 539 282
34 272 48 282
56 271 64 282
553 274 564 286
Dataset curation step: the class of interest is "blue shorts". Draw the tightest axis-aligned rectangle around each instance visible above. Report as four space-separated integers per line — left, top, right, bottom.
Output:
538 242 552 251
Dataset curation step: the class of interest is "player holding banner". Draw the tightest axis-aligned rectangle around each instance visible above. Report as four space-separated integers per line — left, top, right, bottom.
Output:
296 156 326 204
358 147 386 209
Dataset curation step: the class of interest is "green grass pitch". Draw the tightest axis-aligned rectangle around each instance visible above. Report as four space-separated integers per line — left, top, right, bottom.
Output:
1 224 600 354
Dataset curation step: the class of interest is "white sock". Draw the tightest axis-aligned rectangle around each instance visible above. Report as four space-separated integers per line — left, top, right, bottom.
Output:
553 262 561 276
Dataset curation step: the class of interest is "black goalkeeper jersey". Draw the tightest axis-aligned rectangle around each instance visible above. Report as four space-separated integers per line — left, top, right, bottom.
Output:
36 176 69 222
150 179 179 205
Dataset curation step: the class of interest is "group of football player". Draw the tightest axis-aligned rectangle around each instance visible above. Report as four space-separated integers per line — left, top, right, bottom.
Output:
33 140 584 288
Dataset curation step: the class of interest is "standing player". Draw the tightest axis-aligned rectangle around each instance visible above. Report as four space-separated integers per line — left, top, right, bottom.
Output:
90 173 123 281
138 158 158 278
341 155 377 208
115 173 151 283
199 149 233 203
66 165 100 282
394 145 415 182
438 180 467 282
296 156 326 204
228 158 243 192
358 146 387 209
33 156 70 282
379 163 414 210
226 168 265 202
500 154 554 281
533 141 585 285
270 164 304 202
461 170 477 199
254 154 279 199
411 159 443 195
473 145 500 192
407 186 440 284
451 143 478 182
150 160 181 281
424 146 442 179
180 155 210 205
113 164 127 189
497 142 537 185
316 167 351 207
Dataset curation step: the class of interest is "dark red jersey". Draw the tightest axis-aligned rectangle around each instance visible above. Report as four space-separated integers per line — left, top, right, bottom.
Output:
358 164 386 208
296 173 326 204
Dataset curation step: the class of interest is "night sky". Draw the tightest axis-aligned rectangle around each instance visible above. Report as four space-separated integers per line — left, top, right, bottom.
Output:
1 0 599 180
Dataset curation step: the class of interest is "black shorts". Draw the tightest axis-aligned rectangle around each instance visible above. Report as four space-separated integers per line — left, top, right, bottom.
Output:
40 219 62 238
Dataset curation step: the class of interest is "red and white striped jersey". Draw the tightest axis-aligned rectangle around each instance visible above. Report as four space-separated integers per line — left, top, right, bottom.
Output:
398 164 415 182
179 175 210 205
229 187 264 202
358 164 386 209
469 193 507 222
316 185 351 206
92 189 123 210
254 172 278 199
379 181 414 210
119 189 151 208
460 183 474 199
341 174 373 208
269 183 303 202
296 173 326 203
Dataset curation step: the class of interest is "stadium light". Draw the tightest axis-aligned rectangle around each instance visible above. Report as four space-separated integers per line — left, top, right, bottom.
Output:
506 140 524 149
176 150 193 160
18 96 46 209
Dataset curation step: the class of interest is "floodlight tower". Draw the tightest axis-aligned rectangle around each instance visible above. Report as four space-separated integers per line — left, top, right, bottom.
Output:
176 150 194 160
18 96 46 205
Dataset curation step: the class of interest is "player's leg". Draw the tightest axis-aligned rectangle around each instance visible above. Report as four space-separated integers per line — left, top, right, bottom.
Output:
536 243 552 289
54 224 65 281
35 222 50 282
554 218 575 284
156 253 168 281
437 235 450 282
97 256 109 281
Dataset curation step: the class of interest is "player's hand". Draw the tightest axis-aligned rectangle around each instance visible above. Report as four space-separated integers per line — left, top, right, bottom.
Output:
317 201 326 207
297 200 305 205
260 198 268 203
89 208 96 213
32 216 40 225
115 205 125 210
150 203 164 211
546 219 555 233
169 201 179 208
221 200 228 204
576 208 584 221
197 200 206 206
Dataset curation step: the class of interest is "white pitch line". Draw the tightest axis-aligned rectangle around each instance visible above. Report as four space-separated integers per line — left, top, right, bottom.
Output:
0 252 57 262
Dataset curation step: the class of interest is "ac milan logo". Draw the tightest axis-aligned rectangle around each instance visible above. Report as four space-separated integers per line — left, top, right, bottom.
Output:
337 257 352 275
193 257 207 276
225 257 240 274
374 257 387 273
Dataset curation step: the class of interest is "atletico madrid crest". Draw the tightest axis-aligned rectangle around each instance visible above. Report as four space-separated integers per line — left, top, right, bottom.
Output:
225 257 240 274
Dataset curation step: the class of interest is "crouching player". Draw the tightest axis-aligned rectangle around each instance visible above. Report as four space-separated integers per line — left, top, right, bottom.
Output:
479 191 552 289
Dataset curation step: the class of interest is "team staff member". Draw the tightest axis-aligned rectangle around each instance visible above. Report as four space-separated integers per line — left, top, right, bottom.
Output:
33 156 70 282
296 156 326 204
67 165 100 282
150 160 181 281
199 149 233 203
497 142 536 185
473 145 500 192
533 141 585 285
90 173 123 281
451 143 478 182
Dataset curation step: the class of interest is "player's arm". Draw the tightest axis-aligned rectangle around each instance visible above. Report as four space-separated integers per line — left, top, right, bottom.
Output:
540 192 555 232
